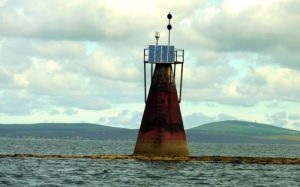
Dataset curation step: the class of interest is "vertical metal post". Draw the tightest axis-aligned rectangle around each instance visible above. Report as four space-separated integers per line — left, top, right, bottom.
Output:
174 64 176 79
151 63 153 82
179 50 184 103
179 62 183 103
144 49 147 103
168 19 170 46
174 50 177 78
167 13 172 103
167 13 172 46
173 51 176 100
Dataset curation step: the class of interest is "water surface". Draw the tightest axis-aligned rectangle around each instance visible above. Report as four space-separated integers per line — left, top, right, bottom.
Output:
0 138 299 186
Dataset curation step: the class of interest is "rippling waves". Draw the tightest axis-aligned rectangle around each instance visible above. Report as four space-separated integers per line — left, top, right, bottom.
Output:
1 157 299 186
0 138 299 186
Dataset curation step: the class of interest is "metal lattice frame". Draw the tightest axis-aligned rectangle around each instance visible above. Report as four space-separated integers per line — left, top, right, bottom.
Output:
143 48 184 103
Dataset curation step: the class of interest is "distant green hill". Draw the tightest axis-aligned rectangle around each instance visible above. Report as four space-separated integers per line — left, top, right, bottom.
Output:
0 123 138 140
187 120 300 144
0 120 299 144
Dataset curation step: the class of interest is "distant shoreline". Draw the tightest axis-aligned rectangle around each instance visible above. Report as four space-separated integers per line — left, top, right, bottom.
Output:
1 120 299 144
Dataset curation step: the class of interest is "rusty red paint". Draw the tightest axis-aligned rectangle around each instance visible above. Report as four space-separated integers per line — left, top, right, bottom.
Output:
134 64 189 156
136 130 186 141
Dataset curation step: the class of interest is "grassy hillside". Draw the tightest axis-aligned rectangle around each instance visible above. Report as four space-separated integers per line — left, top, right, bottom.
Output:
189 120 299 136
187 120 300 143
0 123 138 140
1 121 299 144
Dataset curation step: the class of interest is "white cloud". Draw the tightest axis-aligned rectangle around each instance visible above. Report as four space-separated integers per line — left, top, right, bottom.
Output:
293 122 300 129
0 90 34 115
289 113 300 120
0 0 7 7
183 112 239 129
0 0 161 40
236 66 300 102
183 60 235 88
34 41 85 59
99 109 142 128
184 112 216 128
266 111 288 127
64 108 78 116
217 113 238 121
180 0 300 70
0 0 300 130
86 49 141 82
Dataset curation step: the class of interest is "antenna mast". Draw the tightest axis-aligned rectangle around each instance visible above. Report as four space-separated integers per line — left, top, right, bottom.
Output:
155 32 160 46
167 13 172 46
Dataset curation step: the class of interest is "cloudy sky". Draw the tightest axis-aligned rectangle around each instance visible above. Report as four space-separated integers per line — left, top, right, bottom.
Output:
0 0 300 130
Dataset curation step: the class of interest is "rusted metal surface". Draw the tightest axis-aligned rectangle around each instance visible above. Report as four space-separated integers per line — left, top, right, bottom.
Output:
143 47 184 104
134 64 189 156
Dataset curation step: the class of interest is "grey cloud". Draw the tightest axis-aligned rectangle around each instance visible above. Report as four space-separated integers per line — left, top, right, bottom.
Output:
64 108 78 116
0 90 33 115
288 114 300 120
183 112 216 128
179 0 300 70
267 111 288 127
293 122 300 128
0 38 34 74
217 93 259 107
1 39 143 111
271 120 288 128
99 109 142 128
49 109 60 115
232 67 300 105
0 0 159 41
267 102 280 108
183 112 240 129
272 48 300 70
88 76 142 103
235 72 268 97
0 68 11 83
1 38 86 62
200 1 300 52
242 72 267 87
268 111 287 120
85 48 142 82
183 60 237 89
1 0 300 126
53 94 111 111
33 41 86 59
184 85 260 107
217 113 238 121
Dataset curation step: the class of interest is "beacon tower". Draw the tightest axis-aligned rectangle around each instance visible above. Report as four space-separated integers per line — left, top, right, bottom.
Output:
134 13 189 156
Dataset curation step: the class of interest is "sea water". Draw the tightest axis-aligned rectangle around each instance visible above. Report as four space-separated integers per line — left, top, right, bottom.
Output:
0 138 299 186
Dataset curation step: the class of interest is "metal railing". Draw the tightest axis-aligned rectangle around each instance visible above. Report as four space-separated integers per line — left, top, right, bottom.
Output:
143 48 184 103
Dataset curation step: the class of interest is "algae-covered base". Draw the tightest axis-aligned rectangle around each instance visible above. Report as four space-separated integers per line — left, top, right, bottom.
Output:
0 154 299 165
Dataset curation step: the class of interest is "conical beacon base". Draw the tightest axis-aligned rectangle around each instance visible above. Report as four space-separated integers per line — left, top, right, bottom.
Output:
134 64 189 156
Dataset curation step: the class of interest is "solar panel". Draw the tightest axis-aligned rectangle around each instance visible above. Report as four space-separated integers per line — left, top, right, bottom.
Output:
162 46 168 62
148 45 155 63
168 46 174 62
148 45 174 63
155 45 161 62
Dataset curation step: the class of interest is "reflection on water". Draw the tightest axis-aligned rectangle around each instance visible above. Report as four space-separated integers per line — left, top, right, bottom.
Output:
0 138 299 186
